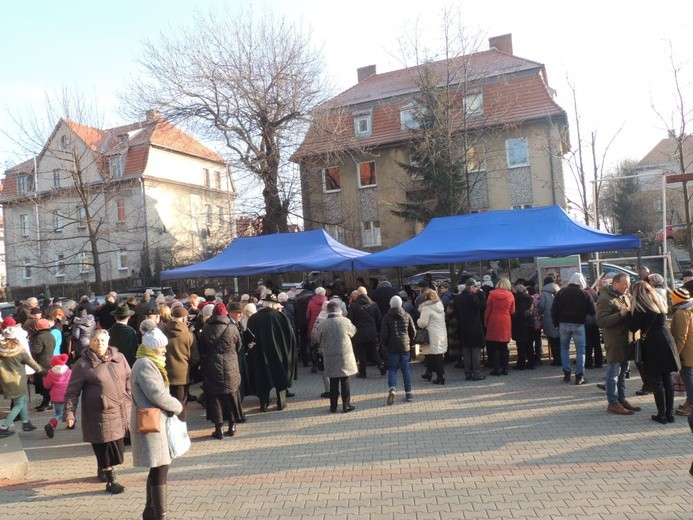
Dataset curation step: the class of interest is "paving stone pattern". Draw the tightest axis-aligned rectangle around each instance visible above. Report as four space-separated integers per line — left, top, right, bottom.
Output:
2 360 692 520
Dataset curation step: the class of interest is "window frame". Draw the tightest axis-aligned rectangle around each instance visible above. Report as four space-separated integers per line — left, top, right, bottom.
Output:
322 166 341 193
80 252 91 274
54 211 64 232
16 173 34 195
203 168 211 188
20 214 29 237
53 169 61 189
117 249 128 271
108 154 124 179
55 254 66 278
353 111 372 138
205 204 213 226
400 104 421 131
77 206 87 229
214 170 222 189
22 259 32 279
116 199 126 223
357 160 377 189
464 92 484 118
506 138 530 168
512 204 533 210
361 220 381 247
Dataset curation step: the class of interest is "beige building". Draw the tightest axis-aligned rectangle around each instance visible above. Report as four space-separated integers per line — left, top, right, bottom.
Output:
1 112 235 297
293 34 569 251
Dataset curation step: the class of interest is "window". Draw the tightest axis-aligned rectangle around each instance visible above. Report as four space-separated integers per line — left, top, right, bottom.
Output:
20 214 29 237
464 93 483 118
117 249 128 271
109 155 124 178
205 205 213 226
16 173 35 195
53 169 61 188
400 106 420 130
77 206 87 228
54 211 64 232
354 112 372 138
361 220 381 247
322 166 341 192
506 138 529 168
325 224 345 243
467 145 486 173
214 170 222 189
55 254 66 277
23 259 31 279
80 252 91 273
218 207 225 225
60 135 69 150
203 168 211 188
116 199 126 223
512 204 533 210
358 161 376 188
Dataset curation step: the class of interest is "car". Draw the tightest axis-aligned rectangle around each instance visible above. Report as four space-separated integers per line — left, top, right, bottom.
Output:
0 302 15 320
581 262 639 286
655 224 687 243
402 270 476 287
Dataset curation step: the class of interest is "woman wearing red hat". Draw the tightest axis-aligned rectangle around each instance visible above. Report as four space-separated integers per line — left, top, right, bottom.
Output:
42 353 71 438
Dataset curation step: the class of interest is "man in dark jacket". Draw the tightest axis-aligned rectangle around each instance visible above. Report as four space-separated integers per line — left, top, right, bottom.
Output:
372 278 398 317
292 288 313 367
97 292 119 330
381 295 416 404
347 287 385 378
108 303 138 367
246 296 297 412
453 279 486 381
551 272 596 385
31 318 56 411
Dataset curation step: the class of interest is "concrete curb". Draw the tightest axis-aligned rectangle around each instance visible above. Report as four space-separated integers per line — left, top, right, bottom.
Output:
0 429 29 479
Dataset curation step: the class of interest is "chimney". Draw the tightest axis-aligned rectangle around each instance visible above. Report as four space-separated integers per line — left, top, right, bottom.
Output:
145 109 161 122
357 65 377 83
489 34 513 55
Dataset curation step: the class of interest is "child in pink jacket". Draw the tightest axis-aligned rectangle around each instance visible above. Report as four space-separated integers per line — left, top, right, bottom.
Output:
42 353 71 438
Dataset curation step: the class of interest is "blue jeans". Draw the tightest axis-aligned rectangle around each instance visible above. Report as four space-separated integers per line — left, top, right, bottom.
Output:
605 361 629 405
53 402 65 421
681 366 693 404
559 323 586 375
388 351 412 393
3 395 28 427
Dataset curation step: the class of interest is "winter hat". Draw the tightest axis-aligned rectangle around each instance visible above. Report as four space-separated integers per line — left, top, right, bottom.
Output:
315 287 326 296
569 272 587 289
482 274 492 282
515 284 527 293
30 307 43 315
50 353 69 367
398 290 408 299
244 303 257 314
277 292 288 303
240 294 250 301
3 327 20 340
465 278 478 286
172 306 188 318
35 318 51 331
390 295 403 308
671 287 691 307
139 319 158 335
227 302 243 312
142 328 168 350
170 300 184 311
1 317 16 329
155 294 166 305
201 304 214 318
212 302 228 317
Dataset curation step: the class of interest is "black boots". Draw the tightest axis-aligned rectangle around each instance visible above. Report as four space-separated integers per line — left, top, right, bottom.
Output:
105 469 124 494
144 482 168 519
563 370 571 383
97 466 107 483
212 424 223 439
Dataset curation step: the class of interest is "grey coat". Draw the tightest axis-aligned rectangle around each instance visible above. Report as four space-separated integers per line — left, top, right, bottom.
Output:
314 313 358 378
538 283 560 338
130 357 183 468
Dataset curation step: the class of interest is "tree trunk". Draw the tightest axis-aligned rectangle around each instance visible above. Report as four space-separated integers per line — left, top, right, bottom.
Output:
88 229 104 294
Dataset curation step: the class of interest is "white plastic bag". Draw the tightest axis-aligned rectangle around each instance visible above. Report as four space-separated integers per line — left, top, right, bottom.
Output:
166 415 191 459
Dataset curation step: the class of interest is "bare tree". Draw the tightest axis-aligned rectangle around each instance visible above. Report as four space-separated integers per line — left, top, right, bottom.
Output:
127 7 328 234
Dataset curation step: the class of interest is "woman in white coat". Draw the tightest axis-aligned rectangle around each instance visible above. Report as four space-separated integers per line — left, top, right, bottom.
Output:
417 289 449 384
131 325 183 520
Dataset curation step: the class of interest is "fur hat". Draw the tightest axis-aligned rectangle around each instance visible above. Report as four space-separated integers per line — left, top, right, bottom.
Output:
314 287 326 296
1 317 16 329
172 306 188 318
142 328 168 350
35 318 51 331
390 295 403 308
212 302 228 317
50 353 69 367
671 287 691 307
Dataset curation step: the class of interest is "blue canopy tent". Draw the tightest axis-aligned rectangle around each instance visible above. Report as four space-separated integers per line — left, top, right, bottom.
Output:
352 205 641 270
160 229 369 280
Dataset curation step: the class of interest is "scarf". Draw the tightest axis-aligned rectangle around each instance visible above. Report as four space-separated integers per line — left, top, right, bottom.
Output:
136 345 169 386
0 341 24 358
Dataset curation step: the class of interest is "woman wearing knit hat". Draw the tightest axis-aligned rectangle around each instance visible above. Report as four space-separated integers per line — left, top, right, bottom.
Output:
0 328 45 436
670 287 693 418
64 330 132 493
42 354 71 438
130 326 183 519
198 302 243 438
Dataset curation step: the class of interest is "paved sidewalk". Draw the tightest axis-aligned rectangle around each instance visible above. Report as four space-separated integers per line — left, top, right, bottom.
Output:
2 360 692 519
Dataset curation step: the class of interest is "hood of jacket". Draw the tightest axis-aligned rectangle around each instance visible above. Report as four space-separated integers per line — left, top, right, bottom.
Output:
74 314 96 327
51 364 69 375
377 280 393 289
355 294 371 305
419 299 444 314
387 306 408 320
541 282 560 295
165 320 189 336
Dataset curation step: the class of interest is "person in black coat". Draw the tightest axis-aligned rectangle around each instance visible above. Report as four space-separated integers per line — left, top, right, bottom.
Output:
512 285 535 370
372 279 398 317
347 287 385 378
453 279 487 380
198 303 243 439
628 281 682 424
292 288 313 367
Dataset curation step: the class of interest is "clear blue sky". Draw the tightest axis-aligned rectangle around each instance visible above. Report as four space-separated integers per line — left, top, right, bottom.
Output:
2 0 692 195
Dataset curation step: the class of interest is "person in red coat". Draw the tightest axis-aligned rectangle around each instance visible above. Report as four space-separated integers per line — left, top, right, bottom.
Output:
484 278 516 376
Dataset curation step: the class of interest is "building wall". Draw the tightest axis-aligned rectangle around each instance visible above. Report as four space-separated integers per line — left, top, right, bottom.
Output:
145 147 231 191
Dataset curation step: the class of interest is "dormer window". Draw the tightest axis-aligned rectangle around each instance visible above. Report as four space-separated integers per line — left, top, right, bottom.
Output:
109 155 124 178
400 103 421 130
354 111 372 138
464 92 483 118
16 173 35 195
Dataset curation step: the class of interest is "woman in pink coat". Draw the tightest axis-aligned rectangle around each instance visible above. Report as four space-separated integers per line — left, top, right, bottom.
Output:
484 278 516 376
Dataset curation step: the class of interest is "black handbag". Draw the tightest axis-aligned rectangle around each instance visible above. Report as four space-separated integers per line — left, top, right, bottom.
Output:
414 328 429 345
632 338 643 364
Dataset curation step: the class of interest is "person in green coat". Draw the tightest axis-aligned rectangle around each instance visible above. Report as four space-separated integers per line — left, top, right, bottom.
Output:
0 327 45 436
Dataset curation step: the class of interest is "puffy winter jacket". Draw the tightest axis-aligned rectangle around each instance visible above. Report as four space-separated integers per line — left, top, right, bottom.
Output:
198 315 241 395
381 307 416 354
306 294 327 337
417 300 448 355
347 295 382 344
72 314 96 354
43 364 72 403
30 329 56 370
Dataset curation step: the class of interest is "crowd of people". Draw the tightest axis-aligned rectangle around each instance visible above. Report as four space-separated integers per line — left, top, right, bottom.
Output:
2 264 693 514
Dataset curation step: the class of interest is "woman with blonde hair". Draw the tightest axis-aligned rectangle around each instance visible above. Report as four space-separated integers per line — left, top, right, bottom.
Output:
417 289 448 384
484 278 515 376
628 281 681 424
